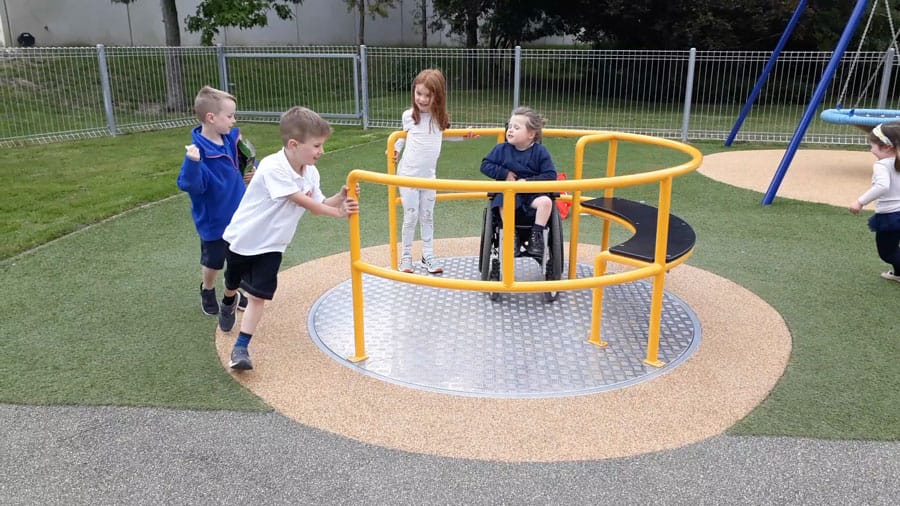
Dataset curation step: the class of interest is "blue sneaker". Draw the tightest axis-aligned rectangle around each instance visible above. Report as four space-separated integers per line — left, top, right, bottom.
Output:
229 346 253 370
218 298 237 332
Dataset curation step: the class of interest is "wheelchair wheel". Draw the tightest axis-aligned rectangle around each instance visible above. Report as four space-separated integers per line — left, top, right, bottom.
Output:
479 207 501 300
543 205 564 303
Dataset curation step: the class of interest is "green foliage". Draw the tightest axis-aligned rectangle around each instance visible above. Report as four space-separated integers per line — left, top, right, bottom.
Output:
185 0 301 46
343 0 398 19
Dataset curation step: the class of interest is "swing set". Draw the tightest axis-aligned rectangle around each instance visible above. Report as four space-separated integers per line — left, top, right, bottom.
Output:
727 0 900 204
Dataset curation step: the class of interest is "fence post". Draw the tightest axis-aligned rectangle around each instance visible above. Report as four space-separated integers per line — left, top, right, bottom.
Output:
878 48 895 109
360 45 369 129
681 48 696 143
513 45 521 110
96 44 117 137
216 44 229 93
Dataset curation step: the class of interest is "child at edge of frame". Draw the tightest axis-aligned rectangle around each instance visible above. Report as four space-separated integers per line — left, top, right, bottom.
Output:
479 106 558 259
219 106 359 371
849 122 900 283
177 85 255 317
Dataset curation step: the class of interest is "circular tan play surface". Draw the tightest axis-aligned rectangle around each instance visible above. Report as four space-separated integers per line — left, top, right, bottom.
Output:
214 149 867 462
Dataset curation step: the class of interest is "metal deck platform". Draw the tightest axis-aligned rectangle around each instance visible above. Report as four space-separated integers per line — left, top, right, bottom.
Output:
309 256 700 398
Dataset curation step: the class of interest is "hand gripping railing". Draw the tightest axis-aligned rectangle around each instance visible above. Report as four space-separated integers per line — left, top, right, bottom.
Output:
344 128 702 367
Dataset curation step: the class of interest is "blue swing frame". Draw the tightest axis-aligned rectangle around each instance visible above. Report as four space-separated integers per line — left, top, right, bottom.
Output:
727 0 875 205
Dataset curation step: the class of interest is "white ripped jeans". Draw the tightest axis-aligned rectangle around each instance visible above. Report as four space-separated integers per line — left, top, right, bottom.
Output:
399 187 436 259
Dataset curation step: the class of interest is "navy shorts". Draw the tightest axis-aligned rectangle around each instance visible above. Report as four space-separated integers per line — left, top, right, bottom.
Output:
223 248 283 301
200 239 228 270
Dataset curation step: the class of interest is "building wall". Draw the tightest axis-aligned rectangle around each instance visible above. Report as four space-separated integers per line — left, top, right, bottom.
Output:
0 0 466 47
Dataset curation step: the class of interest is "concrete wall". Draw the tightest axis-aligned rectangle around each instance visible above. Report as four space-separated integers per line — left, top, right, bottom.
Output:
0 0 465 47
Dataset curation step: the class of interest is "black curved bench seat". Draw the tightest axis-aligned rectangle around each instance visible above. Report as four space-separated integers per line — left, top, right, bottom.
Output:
581 197 696 263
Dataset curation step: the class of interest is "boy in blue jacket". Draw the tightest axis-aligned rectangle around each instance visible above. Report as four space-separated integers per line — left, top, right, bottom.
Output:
177 86 251 315
480 106 557 258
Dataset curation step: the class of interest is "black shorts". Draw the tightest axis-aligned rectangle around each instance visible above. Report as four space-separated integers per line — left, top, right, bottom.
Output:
200 239 228 270
223 248 283 300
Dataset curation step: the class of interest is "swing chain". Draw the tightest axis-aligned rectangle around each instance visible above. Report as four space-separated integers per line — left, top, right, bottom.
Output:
839 0 900 110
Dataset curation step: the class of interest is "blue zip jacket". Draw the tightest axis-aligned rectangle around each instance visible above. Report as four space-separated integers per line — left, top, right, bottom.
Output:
177 126 245 241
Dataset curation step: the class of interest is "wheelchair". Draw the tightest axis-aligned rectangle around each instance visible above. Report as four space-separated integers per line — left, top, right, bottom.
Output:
477 194 564 302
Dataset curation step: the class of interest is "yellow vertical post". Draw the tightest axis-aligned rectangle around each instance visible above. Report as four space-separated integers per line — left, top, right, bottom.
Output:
588 254 609 347
568 138 586 279
599 139 618 253
501 188 516 287
386 133 401 270
643 177 673 367
346 172 368 363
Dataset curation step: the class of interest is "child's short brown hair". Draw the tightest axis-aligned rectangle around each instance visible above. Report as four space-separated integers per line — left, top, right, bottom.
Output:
511 106 547 144
194 86 236 123
280 106 332 145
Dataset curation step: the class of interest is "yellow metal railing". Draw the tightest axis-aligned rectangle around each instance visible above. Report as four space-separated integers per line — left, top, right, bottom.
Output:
344 128 702 367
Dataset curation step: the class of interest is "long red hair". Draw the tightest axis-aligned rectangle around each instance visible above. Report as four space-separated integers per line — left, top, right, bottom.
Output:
410 69 450 130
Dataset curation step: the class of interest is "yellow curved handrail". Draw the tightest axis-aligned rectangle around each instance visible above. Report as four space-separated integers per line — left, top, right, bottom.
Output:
345 127 702 367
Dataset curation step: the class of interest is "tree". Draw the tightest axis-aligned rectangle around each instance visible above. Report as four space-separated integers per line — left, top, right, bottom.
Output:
481 0 561 49
430 0 561 49
343 0 398 46
185 0 302 46
110 0 136 46
547 0 808 50
430 0 483 48
421 0 428 47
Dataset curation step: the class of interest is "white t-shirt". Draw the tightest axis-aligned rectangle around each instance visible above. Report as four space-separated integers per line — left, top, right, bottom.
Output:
858 156 900 214
394 109 444 178
223 148 325 255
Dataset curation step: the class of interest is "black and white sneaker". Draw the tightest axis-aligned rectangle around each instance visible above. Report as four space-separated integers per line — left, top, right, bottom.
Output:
237 291 248 311
229 346 253 370
201 284 218 315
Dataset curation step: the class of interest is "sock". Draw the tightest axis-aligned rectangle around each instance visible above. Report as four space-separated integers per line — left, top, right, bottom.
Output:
235 332 252 349
223 294 236 306
532 224 545 234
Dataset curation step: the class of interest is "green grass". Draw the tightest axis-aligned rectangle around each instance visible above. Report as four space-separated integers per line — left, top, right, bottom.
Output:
2 128 898 441
0 124 388 260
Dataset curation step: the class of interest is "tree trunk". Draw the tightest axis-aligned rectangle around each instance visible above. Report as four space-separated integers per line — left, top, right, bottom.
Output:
420 0 427 48
357 1 366 45
160 0 187 112
465 7 478 48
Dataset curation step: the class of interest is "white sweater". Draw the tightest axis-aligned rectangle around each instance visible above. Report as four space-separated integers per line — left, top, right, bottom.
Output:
858 157 900 214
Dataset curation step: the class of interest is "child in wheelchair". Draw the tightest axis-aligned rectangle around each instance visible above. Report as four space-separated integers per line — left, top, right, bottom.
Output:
480 106 557 259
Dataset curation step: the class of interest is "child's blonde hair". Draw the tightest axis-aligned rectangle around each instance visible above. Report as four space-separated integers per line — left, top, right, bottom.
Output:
511 106 546 144
868 122 900 172
410 69 450 130
279 106 332 146
193 86 236 123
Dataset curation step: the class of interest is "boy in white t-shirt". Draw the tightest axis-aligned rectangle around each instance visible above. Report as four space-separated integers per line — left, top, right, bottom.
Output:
219 106 359 370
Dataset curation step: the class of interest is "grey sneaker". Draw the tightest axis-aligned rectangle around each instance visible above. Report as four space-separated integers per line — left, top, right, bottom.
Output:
200 284 218 315
399 256 414 273
421 255 443 274
218 298 238 332
237 291 248 311
229 346 253 370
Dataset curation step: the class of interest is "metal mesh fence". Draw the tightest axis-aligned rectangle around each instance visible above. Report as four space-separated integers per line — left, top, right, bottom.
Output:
2 45 900 147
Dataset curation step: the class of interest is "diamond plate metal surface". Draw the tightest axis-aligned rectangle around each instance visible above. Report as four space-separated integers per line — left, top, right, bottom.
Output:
308 256 700 398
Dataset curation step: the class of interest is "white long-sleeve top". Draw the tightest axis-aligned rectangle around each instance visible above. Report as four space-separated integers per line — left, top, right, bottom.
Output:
857 156 900 214
393 109 443 178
